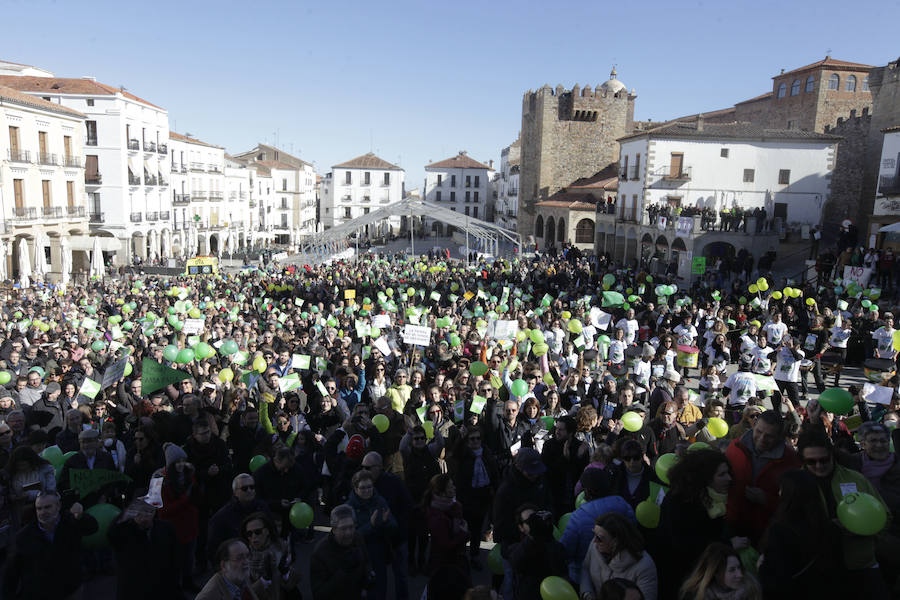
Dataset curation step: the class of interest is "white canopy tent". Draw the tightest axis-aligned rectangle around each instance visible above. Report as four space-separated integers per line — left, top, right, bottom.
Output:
90 236 105 279
878 221 900 233
17 238 31 288
60 236 72 287
32 231 48 282
291 198 521 265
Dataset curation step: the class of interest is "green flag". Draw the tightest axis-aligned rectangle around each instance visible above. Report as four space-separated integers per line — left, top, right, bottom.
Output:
601 292 625 308
141 358 190 395
78 378 101 400
279 373 302 393
69 468 132 498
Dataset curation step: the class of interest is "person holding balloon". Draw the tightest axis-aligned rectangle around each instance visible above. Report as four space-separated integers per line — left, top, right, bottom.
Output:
797 426 890 587
239 511 301 600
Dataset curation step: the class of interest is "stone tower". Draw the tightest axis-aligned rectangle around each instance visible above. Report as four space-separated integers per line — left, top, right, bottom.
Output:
518 68 636 240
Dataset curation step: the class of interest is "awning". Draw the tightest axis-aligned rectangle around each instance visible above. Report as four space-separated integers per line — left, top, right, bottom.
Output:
66 236 122 252
878 222 900 233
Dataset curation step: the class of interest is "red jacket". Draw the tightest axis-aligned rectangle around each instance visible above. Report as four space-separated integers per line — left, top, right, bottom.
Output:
158 467 199 544
725 435 800 542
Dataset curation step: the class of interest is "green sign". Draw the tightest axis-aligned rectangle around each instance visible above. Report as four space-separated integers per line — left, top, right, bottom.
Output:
691 256 707 275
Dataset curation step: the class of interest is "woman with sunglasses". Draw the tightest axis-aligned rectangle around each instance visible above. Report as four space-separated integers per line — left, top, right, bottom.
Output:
607 439 659 509
240 511 301 600
365 364 390 405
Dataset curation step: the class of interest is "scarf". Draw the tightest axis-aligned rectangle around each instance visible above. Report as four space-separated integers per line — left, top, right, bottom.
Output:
861 454 894 490
471 447 490 489
706 486 728 519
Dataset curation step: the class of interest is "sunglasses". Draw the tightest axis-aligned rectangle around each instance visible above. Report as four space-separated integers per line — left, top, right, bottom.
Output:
246 528 266 537
467 436 481 442
412 436 426 441
238 485 256 492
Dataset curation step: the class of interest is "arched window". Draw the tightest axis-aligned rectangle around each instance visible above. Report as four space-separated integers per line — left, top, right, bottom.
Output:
806 75 815 92
535 215 543 237
846 75 857 92
862 76 870 91
828 74 840 90
790 79 801 96
777 83 787 98
575 219 595 244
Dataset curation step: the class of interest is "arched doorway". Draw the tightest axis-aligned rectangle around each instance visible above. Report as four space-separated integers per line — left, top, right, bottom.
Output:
557 218 566 244
210 234 219 256
535 215 544 238
575 219 594 244
702 241 736 260
640 233 654 265
671 238 687 269
546 216 556 247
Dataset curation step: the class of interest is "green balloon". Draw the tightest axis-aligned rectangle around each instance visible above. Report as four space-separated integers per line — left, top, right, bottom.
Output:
487 544 504 575
557 512 572 533
636 500 661 528
540 576 578 600
194 342 213 359
82 503 122 549
91 341 105 352
249 455 267 472
510 378 528 397
175 348 195 364
289 502 314 529
575 491 586 508
818 387 854 415
655 453 679 485
837 492 887 536
163 345 179 362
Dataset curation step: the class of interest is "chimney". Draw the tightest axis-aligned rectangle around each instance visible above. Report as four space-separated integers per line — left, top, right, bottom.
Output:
697 113 704 132
489 159 494 169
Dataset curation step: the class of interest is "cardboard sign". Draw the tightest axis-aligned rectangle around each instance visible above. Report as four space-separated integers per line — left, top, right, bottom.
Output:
401 325 432 346
101 355 130 389
691 256 706 275
183 319 205 335
843 266 872 287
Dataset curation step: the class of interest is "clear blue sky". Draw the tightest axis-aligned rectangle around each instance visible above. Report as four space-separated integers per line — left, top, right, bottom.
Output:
4 0 898 187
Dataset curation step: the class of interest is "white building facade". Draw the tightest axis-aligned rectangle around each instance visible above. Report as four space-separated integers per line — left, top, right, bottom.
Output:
497 139 520 231
0 85 92 281
323 153 405 235
423 152 493 236
0 74 171 265
869 127 900 247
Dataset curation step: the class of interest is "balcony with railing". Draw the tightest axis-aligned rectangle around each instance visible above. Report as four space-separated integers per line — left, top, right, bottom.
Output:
190 162 205 172
158 143 167 155
145 141 156 153
42 206 62 218
12 207 37 221
128 173 141 186
208 164 221 173
86 136 97 147
171 163 181 173
209 191 224 201
130 212 142 223
191 191 207 201
146 211 158 222
8 150 30 163
144 174 158 186
880 175 900 196
66 206 85 218
652 165 692 182
341 195 352 203
159 210 170 220
240 191 248 200
85 173 102 185
89 212 104 223
38 153 58 166
173 194 190 205
231 220 243 228
127 139 140 151
64 155 82 168
159 175 167 187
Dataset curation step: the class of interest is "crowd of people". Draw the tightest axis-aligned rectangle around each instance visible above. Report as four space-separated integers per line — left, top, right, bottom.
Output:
644 204 774 234
0 239 897 600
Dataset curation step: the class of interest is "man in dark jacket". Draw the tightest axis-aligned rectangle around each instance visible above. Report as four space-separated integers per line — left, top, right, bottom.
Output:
184 420 232 570
108 498 179 600
25 382 65 437
362 451 412 600
254 446 306 535
207 473 272 563
492 448 553 600
488 399 527 474
58 428 119 507
310 504 372 600
3 491 98 600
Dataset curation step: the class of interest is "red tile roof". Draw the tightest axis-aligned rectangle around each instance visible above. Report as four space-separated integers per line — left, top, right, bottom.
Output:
169 131 221 148
426 152 492 170
0 85 86 118
333 152 401 170
775 57 873 79
0 75 164 110
256 160 298 170
536 199 598 210
565 163 620 191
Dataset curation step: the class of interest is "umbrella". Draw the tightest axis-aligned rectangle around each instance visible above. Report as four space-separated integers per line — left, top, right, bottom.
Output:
59 236 72 287
89 237 104 279
32 231 48 282
18 238 31 288
0 240 7 281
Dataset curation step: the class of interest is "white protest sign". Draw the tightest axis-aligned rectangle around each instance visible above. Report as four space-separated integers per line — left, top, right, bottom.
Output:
843 266 872 288
591 307 612 330
401 325 432 346
372 314 392 330
373 337 392 357
488 319 519 341
862 382 894 405
183 319 205 335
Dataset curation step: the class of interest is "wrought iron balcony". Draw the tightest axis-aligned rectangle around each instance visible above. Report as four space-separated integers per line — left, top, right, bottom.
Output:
146 211 158 221
12 207 37 220
85 173 102 185
209 191 224 200
144 174 158 186
128 174 141 186
190 162 205 172
127 139 140 151
159 210 170 220
66 206 86 217
64 156 82 168
130 212 143 222
658 165 692 181
42 206 62 218
158 176 167 187
8 150 30 162
86 137 97 147
158 144 167 154
89 212 104 223
38 153 58 166
145 142 156 153
192 192 207 201
208 164 220 173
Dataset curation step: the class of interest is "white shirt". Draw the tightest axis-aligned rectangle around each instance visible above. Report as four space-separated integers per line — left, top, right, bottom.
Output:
673 324 698 346
609 340 626 364
829 326 851 349
740 333 759 355
872 327 896 359
723 371 758 406
763 322 788 346
751 345 775 375
774 347 804 382
615 318 639 345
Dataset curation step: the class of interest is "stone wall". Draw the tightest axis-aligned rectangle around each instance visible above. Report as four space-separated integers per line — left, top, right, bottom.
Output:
518 84 633 240
734 97 771 125
825 113 871 237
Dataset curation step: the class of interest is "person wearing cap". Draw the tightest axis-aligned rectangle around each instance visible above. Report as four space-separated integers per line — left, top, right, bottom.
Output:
558 467 636 583
24 381 65 438
58 428 118 508
648 369 679 418
158 442 201 592
492 448 552 600
109 498 180 600
2 491 98 600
